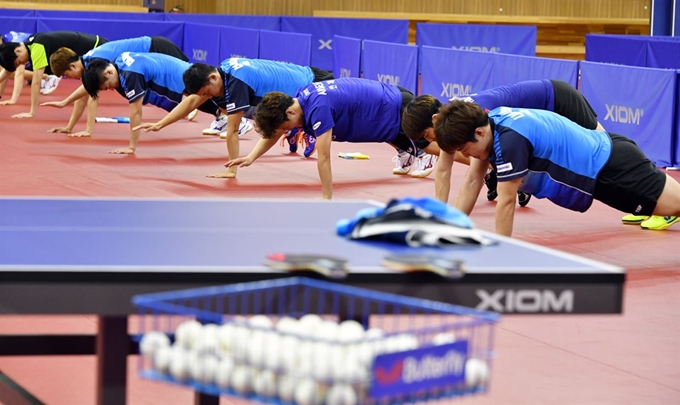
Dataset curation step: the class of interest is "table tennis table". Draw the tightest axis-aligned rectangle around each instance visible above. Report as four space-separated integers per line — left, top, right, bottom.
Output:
0 197 625 405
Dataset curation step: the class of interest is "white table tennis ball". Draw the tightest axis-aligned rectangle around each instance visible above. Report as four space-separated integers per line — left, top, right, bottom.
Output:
174 320 203 349
202 323 220 341
432 332 457 346
298 314 324 336
326 383 358 405
338 320 365 343
396 333 419 351
214 356 235 389
188 352 220 385
280 335 302 372
334 355 368 384
314 320 340 342
294 378 322 405
465 358 490 388
153 345 173 373
194 332 220 356
277 374 300 403
248 330 274 368
139 331 171 360
249 314 274 330
252 369 278 398
230 365 254 395
262 332 282 370
276 316 299 334
169 346 192 381
230 322 252 362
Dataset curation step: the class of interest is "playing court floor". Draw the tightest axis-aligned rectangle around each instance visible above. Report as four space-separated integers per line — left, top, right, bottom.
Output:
0 80 678 405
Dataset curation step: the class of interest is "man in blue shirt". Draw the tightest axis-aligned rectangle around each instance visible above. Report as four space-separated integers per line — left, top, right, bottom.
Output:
435 100 680 235
402 79 604 205
225 78 426 200
133 57 334 178
81 52 220 154
42 36 188 138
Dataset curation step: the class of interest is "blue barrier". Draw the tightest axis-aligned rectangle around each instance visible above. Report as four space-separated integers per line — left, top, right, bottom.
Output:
0 9 35 17
333 35 361 78
362 40 418 93
281 17 408 71
35 10 164 21
220 26 259 60
493 53 578 87
420 46 495 102
164 13 281 31
647 38 680 68
0 17 37 36
36 18 185 48
416 23 536 56
581 61 677 167
585 34 648 67
183 23 221 66
258 30 311 66
675 70 680 166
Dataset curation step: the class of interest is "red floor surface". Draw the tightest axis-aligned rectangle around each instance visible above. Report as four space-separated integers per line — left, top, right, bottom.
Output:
1 80 679 405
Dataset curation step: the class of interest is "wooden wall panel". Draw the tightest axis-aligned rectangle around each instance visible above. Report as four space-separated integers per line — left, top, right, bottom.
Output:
213 0 650 19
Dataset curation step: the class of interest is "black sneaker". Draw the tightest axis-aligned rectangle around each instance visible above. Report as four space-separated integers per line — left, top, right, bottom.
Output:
484 170 498 201
518 192 532 207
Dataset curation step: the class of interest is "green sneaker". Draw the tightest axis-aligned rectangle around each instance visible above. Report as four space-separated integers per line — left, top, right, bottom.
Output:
640 216 680 230
621 214 649 225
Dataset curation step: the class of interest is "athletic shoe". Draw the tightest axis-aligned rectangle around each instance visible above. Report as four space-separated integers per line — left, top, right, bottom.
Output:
303 133 316 157
219 118 254 138
202 115 227 135
186 109 198 121
285 128 299 153
484 169 498 201
621 214 649 225
640 216 679 230
518 192 532 207
40 75 60 95
410 153 437 178
392 152 414 175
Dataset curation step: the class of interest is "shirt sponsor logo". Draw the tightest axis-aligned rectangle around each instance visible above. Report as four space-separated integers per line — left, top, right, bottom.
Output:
125 89 136 98
313 122 321 130
496 162 513 173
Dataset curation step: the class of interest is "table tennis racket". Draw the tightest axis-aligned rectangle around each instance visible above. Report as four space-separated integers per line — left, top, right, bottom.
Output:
264 253 349 279
381 254 465 279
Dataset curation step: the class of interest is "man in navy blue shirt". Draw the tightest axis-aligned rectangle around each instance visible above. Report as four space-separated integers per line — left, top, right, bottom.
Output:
133 57 334 178
225 78 430 200
435 100 680 235
43 36 188 138
81 52 220 154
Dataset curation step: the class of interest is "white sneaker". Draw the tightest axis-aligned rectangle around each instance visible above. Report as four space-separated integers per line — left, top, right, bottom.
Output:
186 109 198 121
392 152 414 175
202 115 227 135
40 75 61 95
410 153 437 178
219 118 254 138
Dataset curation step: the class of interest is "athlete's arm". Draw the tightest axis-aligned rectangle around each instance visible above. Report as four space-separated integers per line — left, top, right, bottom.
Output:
316 129 333 200
42 85 88 108
454 157 487 215
223 110 244 176
133 94 210 132
110 97 143 154
12 67 44 118
495 177 522 237
434 151 455 203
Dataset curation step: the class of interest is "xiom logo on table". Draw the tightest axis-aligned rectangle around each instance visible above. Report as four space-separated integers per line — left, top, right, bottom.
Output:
604 104 644 125
371 341 468 398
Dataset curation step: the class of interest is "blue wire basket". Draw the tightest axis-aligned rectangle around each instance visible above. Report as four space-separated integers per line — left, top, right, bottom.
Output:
132 277 501 405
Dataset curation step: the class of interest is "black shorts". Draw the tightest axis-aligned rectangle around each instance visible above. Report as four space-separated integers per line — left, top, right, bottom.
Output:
389 86 418 154
593 133 667 215
150 36 189 62
196 98 222 117
551 79 599 130
311 67 334 82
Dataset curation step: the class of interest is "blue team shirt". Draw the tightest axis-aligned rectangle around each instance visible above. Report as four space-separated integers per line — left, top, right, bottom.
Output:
114 52 190 112
218 57 314 114
296 78 403 143
82 36 152 67
2 31 31 43
488 107 612 212
455 80 555 112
